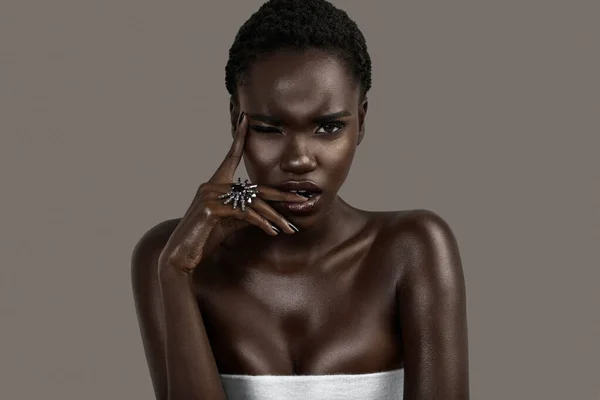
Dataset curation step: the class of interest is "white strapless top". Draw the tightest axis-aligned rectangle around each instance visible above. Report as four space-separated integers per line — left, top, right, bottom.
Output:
219 368 404 400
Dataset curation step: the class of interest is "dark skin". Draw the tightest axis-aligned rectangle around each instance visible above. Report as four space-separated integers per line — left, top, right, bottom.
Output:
132 48 469 399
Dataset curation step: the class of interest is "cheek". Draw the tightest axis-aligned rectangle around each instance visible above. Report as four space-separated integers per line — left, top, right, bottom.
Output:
243 135 281 170
243 132 358 180
322 136 357 173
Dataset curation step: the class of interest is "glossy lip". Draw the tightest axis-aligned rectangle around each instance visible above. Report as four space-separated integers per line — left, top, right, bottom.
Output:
277 193 322 214
276 180 323 193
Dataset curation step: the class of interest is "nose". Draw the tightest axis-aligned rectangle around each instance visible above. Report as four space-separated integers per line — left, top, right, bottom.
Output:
279 135 317 175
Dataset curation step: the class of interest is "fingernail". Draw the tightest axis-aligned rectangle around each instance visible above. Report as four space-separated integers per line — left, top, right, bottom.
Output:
270 224 280 234
288 222 299 232
296 193 311 199
237 111 245 127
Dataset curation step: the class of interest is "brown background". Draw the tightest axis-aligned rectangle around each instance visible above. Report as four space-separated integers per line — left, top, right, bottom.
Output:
1 1 598 399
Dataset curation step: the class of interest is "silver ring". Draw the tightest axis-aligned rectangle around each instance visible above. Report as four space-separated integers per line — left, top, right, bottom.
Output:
217 177 259 211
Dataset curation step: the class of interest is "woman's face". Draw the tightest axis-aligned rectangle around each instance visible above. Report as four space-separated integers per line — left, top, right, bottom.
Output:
233 48 368 228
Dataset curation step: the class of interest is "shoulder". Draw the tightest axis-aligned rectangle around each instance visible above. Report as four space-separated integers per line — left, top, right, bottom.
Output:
130 218 182 281
373 208 458 248
381 210 469 396
395 208 458 249
373 209 464 290
377 208 455 234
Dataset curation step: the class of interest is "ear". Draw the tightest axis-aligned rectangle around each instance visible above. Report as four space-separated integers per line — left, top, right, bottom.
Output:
357 97 368 146
229 96 240 138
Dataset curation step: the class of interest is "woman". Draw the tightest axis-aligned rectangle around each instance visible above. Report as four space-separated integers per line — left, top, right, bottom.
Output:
131 0 469 399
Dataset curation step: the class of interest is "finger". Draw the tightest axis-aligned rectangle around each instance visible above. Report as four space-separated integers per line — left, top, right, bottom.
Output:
246 197 298 234
252 185 311 203
209 112 248 182
209 200 279 236
200 182 309 203
238 206 281 236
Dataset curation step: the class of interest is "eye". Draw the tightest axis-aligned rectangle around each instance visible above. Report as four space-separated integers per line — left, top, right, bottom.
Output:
316 121 346 135
250 125 282 134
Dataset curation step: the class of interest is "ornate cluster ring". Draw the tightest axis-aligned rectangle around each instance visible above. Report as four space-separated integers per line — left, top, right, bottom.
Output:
217 178 259 212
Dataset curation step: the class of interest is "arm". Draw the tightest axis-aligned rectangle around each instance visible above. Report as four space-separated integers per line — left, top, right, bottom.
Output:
131 220 173 400
131 219 227 400
130 113 304 399
396 210 469 399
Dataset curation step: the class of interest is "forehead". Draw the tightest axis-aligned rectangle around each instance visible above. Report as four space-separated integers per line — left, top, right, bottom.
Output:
237 49 360 117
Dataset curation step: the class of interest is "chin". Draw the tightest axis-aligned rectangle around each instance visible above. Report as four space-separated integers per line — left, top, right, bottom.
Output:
285 199 337 231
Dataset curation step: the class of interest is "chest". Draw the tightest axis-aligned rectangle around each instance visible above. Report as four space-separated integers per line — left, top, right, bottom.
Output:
195 245 404 375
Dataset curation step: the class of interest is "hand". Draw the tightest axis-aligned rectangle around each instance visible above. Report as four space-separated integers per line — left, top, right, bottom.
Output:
158 112 308 276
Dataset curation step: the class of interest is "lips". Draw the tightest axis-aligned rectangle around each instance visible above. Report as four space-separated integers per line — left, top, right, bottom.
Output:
276 181 323 198
277 192 322 214
273 180 323 213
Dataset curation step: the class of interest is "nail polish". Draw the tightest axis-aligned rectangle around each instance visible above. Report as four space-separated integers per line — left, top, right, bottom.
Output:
238 111 245 127
288 222 299 232
270 224 280 234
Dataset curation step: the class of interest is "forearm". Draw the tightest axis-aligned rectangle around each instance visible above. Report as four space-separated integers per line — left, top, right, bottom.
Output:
159 269 226 400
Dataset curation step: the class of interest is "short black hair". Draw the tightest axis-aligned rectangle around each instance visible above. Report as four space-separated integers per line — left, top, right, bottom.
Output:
225 0 372 101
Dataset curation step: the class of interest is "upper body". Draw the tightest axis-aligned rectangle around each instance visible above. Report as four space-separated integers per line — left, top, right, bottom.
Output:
131 0 469 399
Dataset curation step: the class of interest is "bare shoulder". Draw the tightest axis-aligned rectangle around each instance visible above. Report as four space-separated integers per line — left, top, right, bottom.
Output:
130 218 182 281
371 208 458 243
379 209 469 397
129 218 182 400
388 208 458 245
371 208 464 289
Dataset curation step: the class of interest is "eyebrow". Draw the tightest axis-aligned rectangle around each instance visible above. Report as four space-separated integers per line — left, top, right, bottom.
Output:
246 110 351 125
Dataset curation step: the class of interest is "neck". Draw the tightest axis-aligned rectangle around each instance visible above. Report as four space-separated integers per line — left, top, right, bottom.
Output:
243 196 365 266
